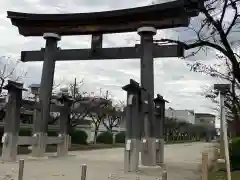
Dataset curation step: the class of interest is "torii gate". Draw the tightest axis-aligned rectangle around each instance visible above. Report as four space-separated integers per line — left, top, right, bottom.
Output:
6 0 201 170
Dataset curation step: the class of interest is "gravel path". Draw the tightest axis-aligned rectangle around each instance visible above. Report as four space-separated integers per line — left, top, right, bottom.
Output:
0 142 213 180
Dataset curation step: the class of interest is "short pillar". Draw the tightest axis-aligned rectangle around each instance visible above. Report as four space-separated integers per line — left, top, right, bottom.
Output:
140 89 156 166
31 132 47 157
32 32 61 157
1 81 26 161
154 94 168 166
122 79 141 172
57 95 72 156
138 26 157 166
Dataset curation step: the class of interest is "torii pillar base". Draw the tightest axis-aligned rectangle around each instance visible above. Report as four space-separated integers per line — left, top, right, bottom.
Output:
31 132 47 158
141 137 157 166
1 133 18 162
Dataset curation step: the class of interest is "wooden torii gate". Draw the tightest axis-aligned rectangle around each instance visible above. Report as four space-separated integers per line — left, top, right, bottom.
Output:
6 0 202 170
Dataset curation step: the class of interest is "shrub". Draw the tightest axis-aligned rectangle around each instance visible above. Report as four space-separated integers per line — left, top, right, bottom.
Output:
0 127 3 138
47 131 58 136
96 132 113 144
115 131 125 143
19 129 32 136
70 130 88 145
229 136 240 170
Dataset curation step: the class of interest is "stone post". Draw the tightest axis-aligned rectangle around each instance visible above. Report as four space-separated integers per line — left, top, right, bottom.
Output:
214 84 231 160
32 33 61 157
57 95 72 156
138 26 157 166
154 94 168 166
1 81 26 161
122 79 141 172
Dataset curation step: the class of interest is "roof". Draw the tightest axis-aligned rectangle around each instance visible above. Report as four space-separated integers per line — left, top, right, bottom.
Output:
195 113 216 118
3 80 27 91
7 0 201 36
154 94 169 103
187 110 195 115
28 84 40 88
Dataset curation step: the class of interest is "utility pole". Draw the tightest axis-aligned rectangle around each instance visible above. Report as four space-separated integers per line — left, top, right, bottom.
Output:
214 84 231 180
73 78 77 100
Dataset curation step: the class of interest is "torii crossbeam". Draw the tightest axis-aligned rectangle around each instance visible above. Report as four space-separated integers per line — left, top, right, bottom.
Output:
7 0 201 36
21 44 184 62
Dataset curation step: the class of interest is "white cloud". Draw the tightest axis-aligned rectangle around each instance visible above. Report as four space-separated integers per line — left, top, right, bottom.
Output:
0 0 220 115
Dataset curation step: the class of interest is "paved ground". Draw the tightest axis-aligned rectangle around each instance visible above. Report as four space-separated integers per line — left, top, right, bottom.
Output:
0 142 213 180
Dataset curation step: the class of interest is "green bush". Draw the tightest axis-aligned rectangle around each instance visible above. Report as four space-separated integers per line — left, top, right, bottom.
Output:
115 131 125 143
0 128 32 137
47 131 58 136
0 127 3 138
230 137 240 170
96 132 113 144
19 129 32 136
70 130 88 145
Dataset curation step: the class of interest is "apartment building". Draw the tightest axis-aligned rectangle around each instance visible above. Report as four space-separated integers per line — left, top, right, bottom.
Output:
195 113 216 128
165 107 195 124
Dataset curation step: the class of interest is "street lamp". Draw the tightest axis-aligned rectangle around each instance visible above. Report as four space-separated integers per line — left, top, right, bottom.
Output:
28 84 40 101
153 94 169 165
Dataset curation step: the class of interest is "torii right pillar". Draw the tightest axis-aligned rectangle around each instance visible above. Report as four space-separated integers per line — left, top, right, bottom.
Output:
138 26 157 166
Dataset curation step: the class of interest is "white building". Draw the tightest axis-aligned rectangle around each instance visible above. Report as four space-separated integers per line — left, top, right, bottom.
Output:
165 108 195 124
195 113 215 128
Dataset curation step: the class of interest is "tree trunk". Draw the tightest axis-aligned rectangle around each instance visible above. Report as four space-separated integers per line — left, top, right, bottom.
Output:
93 127 99 144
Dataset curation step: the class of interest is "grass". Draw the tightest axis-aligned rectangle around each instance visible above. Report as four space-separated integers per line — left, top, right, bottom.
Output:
208 170 240 180
208 155 240 180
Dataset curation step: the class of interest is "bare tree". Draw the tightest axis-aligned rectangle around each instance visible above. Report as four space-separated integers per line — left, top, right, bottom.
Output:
189 53 240 136
157 0 240 79
156 0 240 135
91 90 124 134
0 56 27 97
88 97 112 144
68 78 100 131
191 55 240 113
102 105 123 133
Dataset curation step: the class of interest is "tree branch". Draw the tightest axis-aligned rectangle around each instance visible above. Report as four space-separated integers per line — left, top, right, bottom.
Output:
226 1 239 36
157 39 229 57
220 0 229 24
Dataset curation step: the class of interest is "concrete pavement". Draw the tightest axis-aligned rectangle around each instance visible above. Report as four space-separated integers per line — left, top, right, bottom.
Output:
0 142 213 180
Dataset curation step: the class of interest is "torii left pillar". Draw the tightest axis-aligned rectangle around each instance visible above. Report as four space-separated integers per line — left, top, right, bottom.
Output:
32 33 61 157
1 81 26 162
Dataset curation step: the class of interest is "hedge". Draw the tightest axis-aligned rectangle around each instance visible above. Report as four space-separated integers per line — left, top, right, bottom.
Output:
19 129 32 136
70 130 88 145
115 131 125 143
96 132 113 144
1 129 59 137
230 136 240 171
0 128 88 145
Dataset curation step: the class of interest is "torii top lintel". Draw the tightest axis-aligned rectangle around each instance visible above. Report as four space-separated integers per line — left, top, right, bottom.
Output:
7 0 202 36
